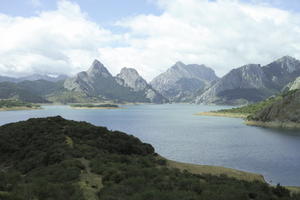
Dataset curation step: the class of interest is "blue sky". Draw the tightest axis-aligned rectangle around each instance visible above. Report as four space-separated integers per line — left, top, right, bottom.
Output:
1 0 299 23
0 0 162 22
0 0 300 79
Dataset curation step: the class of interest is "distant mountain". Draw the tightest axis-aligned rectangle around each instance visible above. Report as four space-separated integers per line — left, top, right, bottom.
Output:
64 60 166 103
150 61 219 102
0 74 68 83
115 68 168 103
18 74 68 82
196 56 300 105
0 75 18 83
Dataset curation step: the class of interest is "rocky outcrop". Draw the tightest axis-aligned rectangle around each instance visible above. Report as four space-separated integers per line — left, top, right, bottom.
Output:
115 68 148 91
64 60 166 103
150 61 219 102
285 77 300 91
195 56 300 105
115 67 168 103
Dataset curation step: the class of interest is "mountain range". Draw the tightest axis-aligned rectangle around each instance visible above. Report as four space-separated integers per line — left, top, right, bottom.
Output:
0 56 299 105
150 61 219 102
64 60 167 103
195 56 300 105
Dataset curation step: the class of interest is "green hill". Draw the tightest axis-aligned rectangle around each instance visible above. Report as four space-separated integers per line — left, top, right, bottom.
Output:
0 117 298 200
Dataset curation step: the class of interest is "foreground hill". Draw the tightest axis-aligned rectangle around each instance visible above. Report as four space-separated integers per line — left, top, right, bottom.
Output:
151 61 219 102
0 116 298 200
196 56 300 105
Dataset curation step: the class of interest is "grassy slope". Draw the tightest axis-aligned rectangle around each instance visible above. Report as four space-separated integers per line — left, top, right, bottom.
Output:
167 159 265 182
197 96 281 119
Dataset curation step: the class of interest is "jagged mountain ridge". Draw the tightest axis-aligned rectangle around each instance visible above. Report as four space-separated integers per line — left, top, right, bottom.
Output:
150 61 219 102
195 56 300 105
115 67 168 103
64 60 167 103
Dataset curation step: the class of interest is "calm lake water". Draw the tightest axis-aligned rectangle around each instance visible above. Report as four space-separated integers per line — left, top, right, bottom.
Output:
0 104 299 186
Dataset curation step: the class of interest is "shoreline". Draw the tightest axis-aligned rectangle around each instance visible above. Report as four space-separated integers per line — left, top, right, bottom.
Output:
196 111 249 119
166 159 300 193
0 106 41 112
246 120 300 129
166 159 265 182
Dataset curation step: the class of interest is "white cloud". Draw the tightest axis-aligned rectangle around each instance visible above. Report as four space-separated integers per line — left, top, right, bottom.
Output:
0 0 118 77
101 0 300 80
0 0 300 81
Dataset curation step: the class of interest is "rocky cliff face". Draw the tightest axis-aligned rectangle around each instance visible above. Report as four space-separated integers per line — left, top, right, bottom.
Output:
115 68 148 91
150 61 219 102
115 67 168 103
64 60 166 103
195 56 300 105
195 64 270 105
285 77 300 91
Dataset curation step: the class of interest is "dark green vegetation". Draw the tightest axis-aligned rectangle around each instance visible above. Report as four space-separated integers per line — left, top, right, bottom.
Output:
71 104 119 108
0 99 40 109
0 117 299 200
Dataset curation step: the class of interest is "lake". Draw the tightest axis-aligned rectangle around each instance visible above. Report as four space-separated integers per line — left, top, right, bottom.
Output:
0 104 299 186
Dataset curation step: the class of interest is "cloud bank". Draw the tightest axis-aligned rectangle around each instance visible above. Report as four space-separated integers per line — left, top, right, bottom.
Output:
0 0 300 80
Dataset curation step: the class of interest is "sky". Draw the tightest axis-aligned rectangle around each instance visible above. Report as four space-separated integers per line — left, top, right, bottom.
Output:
0 0 300 80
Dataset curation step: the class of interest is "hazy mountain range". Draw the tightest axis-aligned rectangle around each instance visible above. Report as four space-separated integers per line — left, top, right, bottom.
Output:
0 56 299 105
195 56 300 105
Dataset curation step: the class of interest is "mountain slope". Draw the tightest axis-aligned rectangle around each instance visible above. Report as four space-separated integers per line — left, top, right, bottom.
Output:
196 56 300 105
0 82 49 103
64 60 166 103
116 68 168 103
195 64 272 105
151 61 219 102
0 116 296 200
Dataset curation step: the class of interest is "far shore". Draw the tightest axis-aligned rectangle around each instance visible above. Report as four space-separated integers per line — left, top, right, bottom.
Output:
70 106 123 110
195 111 249 119
0 106 41 112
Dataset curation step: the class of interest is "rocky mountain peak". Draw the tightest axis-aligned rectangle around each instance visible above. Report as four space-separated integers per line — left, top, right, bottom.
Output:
116 67 148 91
119 67 140 78
276 55 297 63
87 59 112 78
173 61 185 68
271 56 300 73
